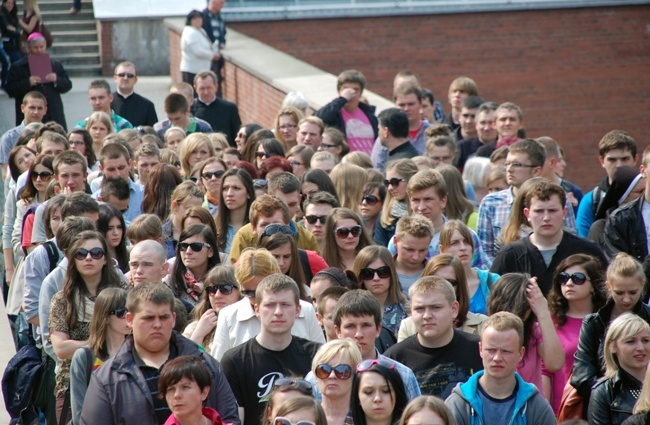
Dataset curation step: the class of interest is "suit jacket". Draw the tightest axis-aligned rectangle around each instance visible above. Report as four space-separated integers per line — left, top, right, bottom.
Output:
192 97 241 146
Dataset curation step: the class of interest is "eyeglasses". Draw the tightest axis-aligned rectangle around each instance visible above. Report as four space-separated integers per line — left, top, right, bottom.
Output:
384 177 407 187
253 179 267 188
361 194 379 206
314 363 353 380
108 307 128 319
445 278 459 287
241 289 256 299
278 124 297 131
359 265 391 281
320 143 336 149
179 242 211 252
262 224 294 238
289 161 303 168
356 358 396 372
334 225 362 239
255 152 268 159
69 140 85 147
274 419 315 425
205 285 236 296
31 171 53 181
504 162 537 169
304 215 327 225
116 72 136 79
201 170 225 180
273 378 313 391
558 272 589 286
75 247 105 261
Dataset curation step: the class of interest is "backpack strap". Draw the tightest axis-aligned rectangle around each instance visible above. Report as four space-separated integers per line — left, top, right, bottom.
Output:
42 240 59 274
298 249 313 283
82 346 94 386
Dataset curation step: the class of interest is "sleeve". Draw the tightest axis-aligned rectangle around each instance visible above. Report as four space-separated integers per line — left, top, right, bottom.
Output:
30 203 46 244
228 231 245 265
186 31 215 60
208 358 242 425
373 220 391 247
587 383 611 425
70 347 91 425
313 97 347 127
603 212 630 261
23 246 48 320
211 309 232 361
53 61 72 94
48 291 69 333
5 63 31 100
477 198 496 262
489 247 510 276
21 212 35 249
219 352 244 406
0 131 13 165
3 188 16 252
80 371 115 425
12 200 26 256
145 102 158 127
570 317 602 399
530 394 558 425
444 392 470 425
40 280 60 360
305 251 328 275
575 191 594 238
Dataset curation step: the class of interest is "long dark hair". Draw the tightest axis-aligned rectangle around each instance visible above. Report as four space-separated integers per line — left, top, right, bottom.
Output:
351 363 408 425
8 145 36 183
487 273 535 350
257 232 308 300
141 163 182 221
215 168 255 251
63 231 122 330
20 154 53 203
170 224 220 297
97 204 129 273
88 287 127 360
68 128 97 168
548 254 607 327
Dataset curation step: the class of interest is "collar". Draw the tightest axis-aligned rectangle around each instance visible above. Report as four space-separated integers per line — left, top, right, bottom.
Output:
198 96 217 107
116 89 134 99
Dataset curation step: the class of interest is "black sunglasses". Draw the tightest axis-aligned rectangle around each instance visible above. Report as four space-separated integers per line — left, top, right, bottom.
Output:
241 289 257 299
304 215 327 225
31 171 53 181
75 247 105 261
359 265 391 281
361 194 379 206
273 378 313 391
116 72 136 78
205 285 236 296
201 170 225 180
255 152 268 159
108 307 128 319
334 225 362 239
384 177 407 187
179 242 211 252
314 363 353 380
558 272 589 286
262 224 294 238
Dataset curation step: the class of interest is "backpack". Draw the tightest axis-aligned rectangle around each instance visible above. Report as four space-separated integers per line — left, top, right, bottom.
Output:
42 240 60 274
591 185 606 219
1 344 43 425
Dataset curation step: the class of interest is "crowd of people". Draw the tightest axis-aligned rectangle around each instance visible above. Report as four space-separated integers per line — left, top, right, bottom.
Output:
1 1 649 425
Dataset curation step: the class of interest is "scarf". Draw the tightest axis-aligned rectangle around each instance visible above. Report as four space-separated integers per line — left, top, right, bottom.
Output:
184 269 205 302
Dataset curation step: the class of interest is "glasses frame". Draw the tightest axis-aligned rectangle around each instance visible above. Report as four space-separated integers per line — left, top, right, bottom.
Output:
108 307 128 319
558 271 589 286
179 241 211 252
359 265 391 281
205 284 236 296
334 225 362 239
74 247 105 261
314 363 353 380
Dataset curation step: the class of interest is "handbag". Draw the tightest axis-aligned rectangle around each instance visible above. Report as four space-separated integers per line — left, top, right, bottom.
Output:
556 373 586 422
38 22 53 48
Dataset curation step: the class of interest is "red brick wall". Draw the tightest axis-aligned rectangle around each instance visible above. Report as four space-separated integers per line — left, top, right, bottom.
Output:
169 29 182 84
229 5 650 190
97 21 113 76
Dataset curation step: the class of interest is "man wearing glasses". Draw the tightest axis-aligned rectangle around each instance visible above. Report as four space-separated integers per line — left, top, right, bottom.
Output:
111 61 158 127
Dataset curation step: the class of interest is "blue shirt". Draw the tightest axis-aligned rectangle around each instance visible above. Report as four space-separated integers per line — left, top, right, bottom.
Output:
92 179 144 224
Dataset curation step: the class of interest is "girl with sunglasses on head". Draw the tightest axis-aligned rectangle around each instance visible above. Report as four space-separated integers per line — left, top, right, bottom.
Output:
162 181 204 259
49 231 122 423
215 167 256 256
262 378 315 425
354 245 408 339
572 253 650 406
543 254 607 414
322 207 373 271
312 339 362 425
184 265 241 351
274 396 328 425
69 287 130 425
97 204 129 274
351 358 408 425
197 157 227 215
165 224 220 308
376 158 419 247
359 181 386 237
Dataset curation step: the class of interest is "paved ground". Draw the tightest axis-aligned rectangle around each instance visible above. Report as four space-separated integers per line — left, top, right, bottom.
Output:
0 75 172 425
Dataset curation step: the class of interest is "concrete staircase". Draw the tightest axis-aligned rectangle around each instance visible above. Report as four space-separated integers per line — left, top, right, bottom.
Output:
18 0 101 76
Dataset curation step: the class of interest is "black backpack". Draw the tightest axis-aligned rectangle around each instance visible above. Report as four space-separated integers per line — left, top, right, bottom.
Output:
2 344 43 424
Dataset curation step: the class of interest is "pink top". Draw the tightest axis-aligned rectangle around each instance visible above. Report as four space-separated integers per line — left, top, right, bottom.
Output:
164 407 225 425
517 322 543 393
341 107 375 156
542 315 583 413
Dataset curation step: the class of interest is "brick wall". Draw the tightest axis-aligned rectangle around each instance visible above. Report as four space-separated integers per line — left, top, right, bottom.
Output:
169 29 182 84
229 5 650 190
97 20 113 76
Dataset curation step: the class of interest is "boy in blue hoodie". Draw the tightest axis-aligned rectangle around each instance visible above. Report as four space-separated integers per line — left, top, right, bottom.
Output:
444 312 555 425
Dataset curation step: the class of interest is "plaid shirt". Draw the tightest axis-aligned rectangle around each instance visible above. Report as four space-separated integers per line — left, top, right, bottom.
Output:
76 110 133 131
477 187 576 262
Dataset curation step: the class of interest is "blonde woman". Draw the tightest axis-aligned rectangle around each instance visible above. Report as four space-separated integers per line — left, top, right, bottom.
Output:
86 111 114 156
330 163 367 214
178 133 216 179
273 107 303 150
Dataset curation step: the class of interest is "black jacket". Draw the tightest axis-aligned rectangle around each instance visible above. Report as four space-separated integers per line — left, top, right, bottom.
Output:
604 196 648 262
111 91 158 127
191 97 241 146
571 299 650 399
314 97 379 140
621 412 650 425
588 369 642 425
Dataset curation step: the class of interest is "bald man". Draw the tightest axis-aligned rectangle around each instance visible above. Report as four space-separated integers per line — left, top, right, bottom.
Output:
128 240 169 286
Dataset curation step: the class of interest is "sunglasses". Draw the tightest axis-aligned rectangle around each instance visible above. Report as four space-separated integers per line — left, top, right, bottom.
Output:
262 224 294 238
356 358 396 373
361 194 379 206
446 278 459 287
108 307 128 319
75 247 105 261
241 289 256 299
273 378 313 391
255 152 268 159
359 265 391 281
334 225 362 239
314 363 353 380
116 72 136 78
253 179 267 188
274 419 315 425
201 170 225 180
205 285 236 296
179 242 211 252
304 215 327 225
320 143 336 149
558 272 590 286
384 177 407 187
31 171 53 181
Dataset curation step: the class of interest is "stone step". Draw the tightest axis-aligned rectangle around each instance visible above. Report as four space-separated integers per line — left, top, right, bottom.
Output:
43 9 95 20
49 41 99 55
50 30 98 42
64 63 102 77
51 52 100 64
46 20 96 31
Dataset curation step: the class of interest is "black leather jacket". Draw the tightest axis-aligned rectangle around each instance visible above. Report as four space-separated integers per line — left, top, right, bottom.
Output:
571 299 650 399
604 196 648 262
588 369 642 425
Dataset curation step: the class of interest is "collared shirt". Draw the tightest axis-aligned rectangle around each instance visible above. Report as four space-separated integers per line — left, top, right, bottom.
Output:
76 109 133 131
91 178 144 224
0 121 26 164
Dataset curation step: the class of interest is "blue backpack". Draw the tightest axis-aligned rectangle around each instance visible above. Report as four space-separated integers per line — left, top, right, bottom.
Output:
2 344 43 425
